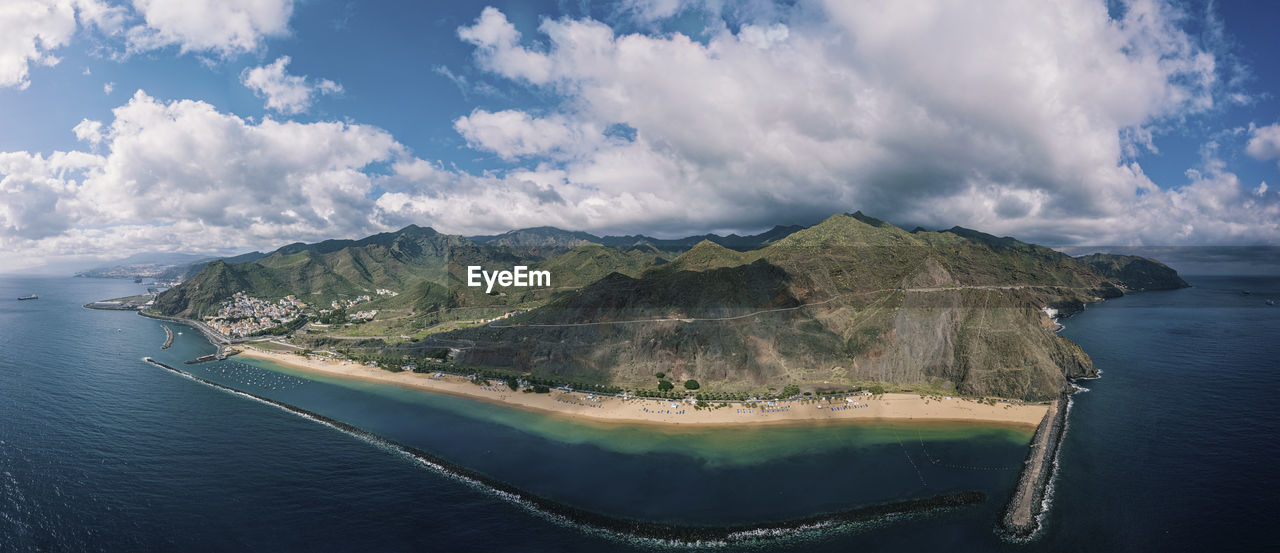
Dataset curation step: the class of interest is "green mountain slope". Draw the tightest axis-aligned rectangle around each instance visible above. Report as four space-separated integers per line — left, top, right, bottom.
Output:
534 244 669 286
1076 253 1190 291
154 225 481 316
153 212 1186 402
467 226 602 258
441 213 1173 401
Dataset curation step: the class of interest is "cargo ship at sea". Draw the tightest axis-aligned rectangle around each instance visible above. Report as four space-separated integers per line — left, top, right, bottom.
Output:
17 294 37 301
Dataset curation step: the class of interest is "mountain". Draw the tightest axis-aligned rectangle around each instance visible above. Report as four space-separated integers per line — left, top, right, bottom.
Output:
532 244 669 287
153 213 1187 401
157 251 268 281
597 224 808 252
1075 253 1190 291
647 240 749 274
442 213 1172 401
468 227 601 258
464 224 810 258
75 252 211 279
154 225 481 317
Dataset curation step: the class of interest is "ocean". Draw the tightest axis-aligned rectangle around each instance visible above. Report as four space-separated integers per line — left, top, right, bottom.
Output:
1 275 1276 552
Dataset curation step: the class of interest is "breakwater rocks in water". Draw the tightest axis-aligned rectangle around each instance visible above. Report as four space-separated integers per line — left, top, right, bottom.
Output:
999 393 1070 540
161 325 174 349
137 310 228 347
139 356 985 545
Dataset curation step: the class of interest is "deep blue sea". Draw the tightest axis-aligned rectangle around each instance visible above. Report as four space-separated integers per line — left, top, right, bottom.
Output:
1 275 1277 552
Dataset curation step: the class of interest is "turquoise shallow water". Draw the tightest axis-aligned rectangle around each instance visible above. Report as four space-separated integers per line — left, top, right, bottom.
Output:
2 275 1277 551
216 352 1031 527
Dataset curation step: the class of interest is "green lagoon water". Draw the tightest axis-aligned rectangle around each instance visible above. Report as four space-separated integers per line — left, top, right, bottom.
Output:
4 276 1135 552
199 350 1036 530
240 354 1034 468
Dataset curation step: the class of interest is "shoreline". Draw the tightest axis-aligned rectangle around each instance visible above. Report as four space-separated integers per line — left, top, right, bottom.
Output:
140 355 986 545
235 346 1050 429
137 310 232 346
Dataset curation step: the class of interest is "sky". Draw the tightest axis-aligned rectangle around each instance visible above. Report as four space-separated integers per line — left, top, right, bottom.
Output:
2 0 1279 272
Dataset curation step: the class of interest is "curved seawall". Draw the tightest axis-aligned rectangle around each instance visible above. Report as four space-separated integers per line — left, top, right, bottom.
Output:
999 392 1070 540
140 357 984 546
138 311 228 346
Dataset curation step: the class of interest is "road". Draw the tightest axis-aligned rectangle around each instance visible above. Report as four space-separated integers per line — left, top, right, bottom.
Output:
486 284 1096 329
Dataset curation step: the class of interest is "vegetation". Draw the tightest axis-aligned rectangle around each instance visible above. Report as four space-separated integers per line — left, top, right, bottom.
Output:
441 212 1175 400
156 211 1188 402
251 317 307 336
313 308 348 325
1077 253 1190 291
684 379 700 390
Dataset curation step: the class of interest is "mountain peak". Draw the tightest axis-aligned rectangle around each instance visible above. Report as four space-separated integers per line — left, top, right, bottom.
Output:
846 211 893 227
396 224 436 235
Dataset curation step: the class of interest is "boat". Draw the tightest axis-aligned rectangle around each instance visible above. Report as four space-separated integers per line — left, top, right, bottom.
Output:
17 294 37 300
1267 299 1276 306
134 277 143 283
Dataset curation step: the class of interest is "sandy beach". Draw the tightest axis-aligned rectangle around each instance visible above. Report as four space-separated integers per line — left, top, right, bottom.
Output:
236 347 1050 428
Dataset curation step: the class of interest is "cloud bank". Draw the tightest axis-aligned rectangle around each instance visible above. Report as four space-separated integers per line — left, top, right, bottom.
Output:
402 1 1271 246
3 0 1279 272
0 0 293 90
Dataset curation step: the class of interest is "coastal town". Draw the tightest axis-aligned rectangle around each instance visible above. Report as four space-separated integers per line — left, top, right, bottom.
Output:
208 292 310 338
203 291 400 338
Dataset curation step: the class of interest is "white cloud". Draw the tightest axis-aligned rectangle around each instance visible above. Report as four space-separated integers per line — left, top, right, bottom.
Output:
1257 181 1269 197
453 109 591 160
103 80 113 94
1246 124 1280 162
738 23 788 49
0 90 608 268
2 0 294 90
438 2 1272 245
619 0 686 22
1 91 401 264
0 0 97 89
240 56 343 115
4 1 1277 272
126 0 293 57
0 150 102 239
72 118 103 144
457 7 553 85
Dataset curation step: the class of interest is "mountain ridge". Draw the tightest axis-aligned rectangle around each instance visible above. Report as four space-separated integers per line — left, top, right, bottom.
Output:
151 212 1188 400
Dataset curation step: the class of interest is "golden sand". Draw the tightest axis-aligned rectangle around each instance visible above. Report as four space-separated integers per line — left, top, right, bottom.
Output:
238 347 1050 428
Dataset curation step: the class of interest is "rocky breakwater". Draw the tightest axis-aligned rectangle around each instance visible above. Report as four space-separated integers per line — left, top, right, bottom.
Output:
1000 392 1070 540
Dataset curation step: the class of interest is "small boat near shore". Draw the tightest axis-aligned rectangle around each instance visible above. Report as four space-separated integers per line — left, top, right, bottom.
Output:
17 294 37 300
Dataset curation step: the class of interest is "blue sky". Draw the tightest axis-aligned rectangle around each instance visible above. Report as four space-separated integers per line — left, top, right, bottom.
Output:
1 0 1279 271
